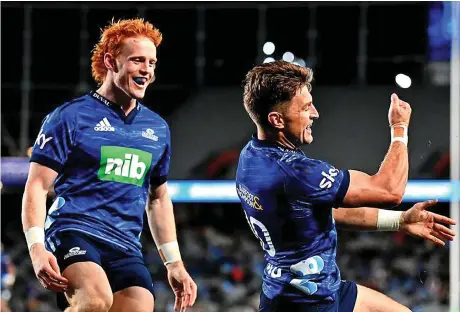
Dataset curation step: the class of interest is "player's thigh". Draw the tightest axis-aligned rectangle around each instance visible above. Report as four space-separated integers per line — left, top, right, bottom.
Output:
63 261 113 310
109 286 154 312
104 255 155 312
354 284 411 312
52 232 113 310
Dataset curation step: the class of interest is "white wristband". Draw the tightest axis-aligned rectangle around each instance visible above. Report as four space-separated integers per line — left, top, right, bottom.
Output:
158 241 182 265
25 227 45 251
377 210 403 231
391 124 408 146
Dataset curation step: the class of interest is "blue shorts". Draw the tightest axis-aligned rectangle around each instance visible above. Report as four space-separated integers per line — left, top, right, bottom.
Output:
259 280 358 312
50 231 154 311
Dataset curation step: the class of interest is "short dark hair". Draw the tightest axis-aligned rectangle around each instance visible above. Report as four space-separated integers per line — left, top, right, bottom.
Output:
243 60 313 127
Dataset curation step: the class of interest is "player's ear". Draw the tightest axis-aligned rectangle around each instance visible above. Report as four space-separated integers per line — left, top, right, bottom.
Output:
268 112 284 129
103 53 118 73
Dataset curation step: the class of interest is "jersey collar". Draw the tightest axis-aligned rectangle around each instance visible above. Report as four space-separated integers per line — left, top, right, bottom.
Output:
88 90 141 124
251 134 304 154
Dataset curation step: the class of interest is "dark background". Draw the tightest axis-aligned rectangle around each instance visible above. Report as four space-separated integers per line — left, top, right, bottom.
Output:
1 2 455 311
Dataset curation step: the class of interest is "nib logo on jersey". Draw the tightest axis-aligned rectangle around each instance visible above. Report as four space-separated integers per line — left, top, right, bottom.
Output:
98 146 152 186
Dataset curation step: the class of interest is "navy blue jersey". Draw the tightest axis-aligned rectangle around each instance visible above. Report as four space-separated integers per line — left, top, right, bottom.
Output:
31 91 170 255
235 135 350 304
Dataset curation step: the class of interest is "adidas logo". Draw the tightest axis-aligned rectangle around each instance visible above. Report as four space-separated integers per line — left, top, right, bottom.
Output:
94 117 115 132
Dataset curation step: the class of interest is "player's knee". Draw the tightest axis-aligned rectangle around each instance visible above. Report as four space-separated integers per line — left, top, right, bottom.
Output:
111 287 154 312
74 290 113 312
80 296 113 312
138 293 154 312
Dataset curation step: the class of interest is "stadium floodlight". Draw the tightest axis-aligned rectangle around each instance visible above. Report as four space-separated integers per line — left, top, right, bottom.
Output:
395 73 412 88
263 57 275 63
282 52 295 63
293 58 306 67
263 42 275 56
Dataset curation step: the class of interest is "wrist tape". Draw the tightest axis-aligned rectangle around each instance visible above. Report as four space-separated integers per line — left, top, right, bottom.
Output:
158 241 182 265
25 227 45 251
377 210 403 231
391 124 408 146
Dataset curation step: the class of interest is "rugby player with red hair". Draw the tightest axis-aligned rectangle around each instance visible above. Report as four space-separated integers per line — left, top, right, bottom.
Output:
22 18 197 312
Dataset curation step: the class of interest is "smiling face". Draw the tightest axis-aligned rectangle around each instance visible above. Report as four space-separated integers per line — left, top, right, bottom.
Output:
108 36 157 100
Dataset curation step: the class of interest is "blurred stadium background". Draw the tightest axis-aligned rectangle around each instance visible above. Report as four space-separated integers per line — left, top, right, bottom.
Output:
1 1 459 312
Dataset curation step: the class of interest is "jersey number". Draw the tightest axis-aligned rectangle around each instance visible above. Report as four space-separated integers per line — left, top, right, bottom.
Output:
243 211 276 257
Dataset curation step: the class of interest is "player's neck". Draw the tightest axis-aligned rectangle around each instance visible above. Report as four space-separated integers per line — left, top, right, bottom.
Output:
96 83 136 116
257 128 297 150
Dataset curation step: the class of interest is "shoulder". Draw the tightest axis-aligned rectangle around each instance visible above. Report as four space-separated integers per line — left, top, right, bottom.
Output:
137 104 171 148
139 104 169 127
278 152 337 180
238 143 287 183
43 94 90 125
280 152 324 169
139 104 170 136
240 142 284 165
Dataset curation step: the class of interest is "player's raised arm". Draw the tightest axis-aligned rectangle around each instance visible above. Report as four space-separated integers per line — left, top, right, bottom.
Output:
342 93 411 208
22 163 68 292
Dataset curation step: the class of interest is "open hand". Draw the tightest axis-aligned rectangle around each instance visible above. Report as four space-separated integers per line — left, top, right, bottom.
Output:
167 261 197 312
400 199 456 246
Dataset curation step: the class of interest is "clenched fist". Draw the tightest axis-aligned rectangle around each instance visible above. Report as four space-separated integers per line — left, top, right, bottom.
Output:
388 93 412 127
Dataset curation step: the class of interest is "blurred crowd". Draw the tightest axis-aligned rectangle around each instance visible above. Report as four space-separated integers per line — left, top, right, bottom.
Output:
1 203 451 312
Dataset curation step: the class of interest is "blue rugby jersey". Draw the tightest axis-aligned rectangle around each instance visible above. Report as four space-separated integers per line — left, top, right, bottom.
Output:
30 91 170 255
235 135 350 304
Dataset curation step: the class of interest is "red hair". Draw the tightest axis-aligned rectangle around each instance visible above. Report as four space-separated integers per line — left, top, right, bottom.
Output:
91 18 162 85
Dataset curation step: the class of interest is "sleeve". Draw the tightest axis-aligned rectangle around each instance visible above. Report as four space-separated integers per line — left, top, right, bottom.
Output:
280 155 350 207
149 124 171 187
30 108 76 174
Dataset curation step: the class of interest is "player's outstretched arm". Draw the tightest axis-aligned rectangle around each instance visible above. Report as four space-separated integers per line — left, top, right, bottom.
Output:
146 182 197 312
342 94 411 208
399 199 456 245
22 163 68 292
333 200 456 245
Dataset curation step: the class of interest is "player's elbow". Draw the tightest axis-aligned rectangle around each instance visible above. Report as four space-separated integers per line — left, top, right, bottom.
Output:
371 176 404 206
389 194 403 206
384 191 404 207
384 183 405 206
